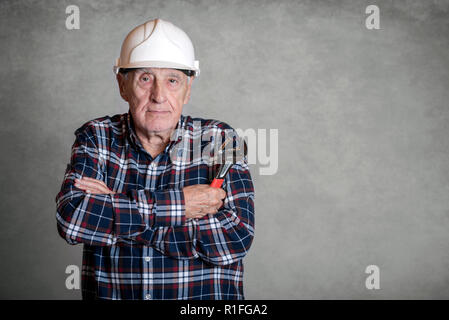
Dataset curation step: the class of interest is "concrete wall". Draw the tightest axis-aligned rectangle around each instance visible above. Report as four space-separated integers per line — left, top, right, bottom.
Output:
1 0 449 299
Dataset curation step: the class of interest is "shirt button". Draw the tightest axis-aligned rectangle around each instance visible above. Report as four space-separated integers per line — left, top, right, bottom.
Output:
145 294 151 300
144 256 151 262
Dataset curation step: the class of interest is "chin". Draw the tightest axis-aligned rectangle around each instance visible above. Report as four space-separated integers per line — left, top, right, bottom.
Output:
145 120 174 133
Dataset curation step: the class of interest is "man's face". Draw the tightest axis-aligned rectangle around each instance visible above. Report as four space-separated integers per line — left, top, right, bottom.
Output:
117 67 193 135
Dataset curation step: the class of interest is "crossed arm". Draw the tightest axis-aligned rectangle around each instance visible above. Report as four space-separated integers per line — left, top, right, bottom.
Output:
55 128 255 266
74 177 226 219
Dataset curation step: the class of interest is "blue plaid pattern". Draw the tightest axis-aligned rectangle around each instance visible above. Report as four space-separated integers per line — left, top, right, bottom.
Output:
55 112 255 300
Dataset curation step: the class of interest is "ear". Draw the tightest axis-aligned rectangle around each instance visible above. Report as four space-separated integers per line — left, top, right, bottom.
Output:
183 76 194 105
116 73 128 102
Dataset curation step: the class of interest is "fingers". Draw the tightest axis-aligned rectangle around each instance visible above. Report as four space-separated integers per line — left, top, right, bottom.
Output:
212 187 226 200
185 200 223 219
74 177 115 195
186 205 219 219
74 178 106 191
207 188 226 208
78 177 109 188
185 201 220 219
183 184 227 219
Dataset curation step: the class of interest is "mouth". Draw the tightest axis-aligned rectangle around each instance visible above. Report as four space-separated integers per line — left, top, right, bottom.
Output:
147 110 170 114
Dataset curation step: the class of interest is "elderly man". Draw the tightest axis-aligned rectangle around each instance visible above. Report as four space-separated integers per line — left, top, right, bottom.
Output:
55 18 255 300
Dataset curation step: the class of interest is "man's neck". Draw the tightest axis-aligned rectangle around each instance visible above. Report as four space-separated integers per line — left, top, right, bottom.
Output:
136 128 173 159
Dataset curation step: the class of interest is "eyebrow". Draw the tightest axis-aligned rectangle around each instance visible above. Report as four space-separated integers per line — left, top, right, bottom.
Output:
137 68 153 75
136 69 183 80
167 73 182 79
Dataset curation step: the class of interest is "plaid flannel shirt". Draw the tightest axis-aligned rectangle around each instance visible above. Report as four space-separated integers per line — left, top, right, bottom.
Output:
55 112 255 300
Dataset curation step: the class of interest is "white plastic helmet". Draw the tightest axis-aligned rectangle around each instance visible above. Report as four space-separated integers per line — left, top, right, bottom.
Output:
113 18 200 76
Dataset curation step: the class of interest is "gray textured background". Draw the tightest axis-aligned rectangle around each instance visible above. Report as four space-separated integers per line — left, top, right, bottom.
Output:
1 0 449 299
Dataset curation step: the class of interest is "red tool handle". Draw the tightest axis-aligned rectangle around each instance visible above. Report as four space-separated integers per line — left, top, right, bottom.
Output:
210 178 224 188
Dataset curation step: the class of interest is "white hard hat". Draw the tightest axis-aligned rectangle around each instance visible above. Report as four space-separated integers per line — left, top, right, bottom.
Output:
113 18 200 76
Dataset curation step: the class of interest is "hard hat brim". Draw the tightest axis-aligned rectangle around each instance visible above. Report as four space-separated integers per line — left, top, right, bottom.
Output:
114 60 199 76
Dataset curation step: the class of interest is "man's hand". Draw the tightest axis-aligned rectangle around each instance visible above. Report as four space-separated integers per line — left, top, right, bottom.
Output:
74 177 116 195
183 185 226 219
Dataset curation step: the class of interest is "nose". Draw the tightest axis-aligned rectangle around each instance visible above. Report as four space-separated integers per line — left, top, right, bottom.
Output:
150 79 167 104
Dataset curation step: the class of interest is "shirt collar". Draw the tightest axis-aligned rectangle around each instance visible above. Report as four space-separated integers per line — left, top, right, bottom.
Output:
126 111 185 154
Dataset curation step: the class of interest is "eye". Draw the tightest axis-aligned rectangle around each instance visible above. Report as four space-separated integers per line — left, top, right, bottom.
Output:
168 78 178 84
140 74 153 83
